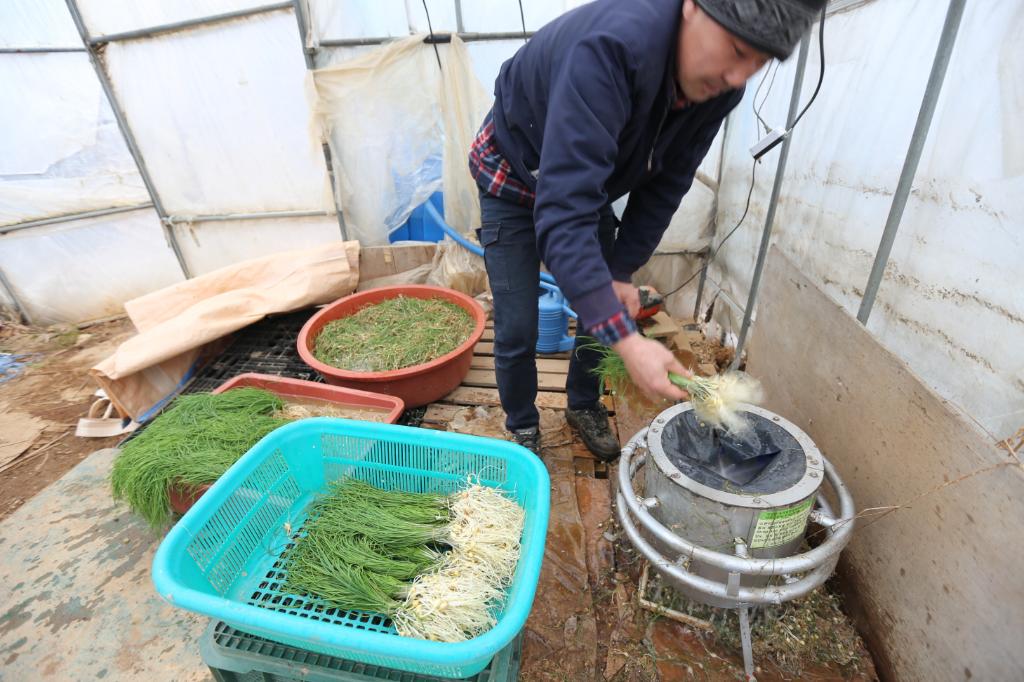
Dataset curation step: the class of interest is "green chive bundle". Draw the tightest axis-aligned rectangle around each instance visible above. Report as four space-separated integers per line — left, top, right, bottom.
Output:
282 478 525 642
584 341 763 433
110 388 289 528
312 296 475 372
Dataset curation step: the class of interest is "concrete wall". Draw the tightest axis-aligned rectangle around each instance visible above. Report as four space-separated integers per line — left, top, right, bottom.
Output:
750 249 1024 682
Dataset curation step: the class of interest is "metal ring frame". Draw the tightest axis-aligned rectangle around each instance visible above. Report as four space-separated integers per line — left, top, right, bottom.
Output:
615 428 856 607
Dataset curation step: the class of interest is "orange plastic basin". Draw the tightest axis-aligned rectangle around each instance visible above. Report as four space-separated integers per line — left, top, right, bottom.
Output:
296 285 486 408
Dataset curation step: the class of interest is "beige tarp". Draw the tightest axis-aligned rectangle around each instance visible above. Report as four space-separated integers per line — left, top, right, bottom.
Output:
91 240 360 420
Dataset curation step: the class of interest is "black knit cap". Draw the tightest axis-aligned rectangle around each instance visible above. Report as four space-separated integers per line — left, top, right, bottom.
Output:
693 0 827 60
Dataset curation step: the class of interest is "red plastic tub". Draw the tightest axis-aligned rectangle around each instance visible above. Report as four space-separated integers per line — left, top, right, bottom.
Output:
296 285 486 408
168 373 405 515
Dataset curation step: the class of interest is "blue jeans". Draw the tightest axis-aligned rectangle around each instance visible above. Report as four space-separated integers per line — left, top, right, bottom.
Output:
477 191 617 432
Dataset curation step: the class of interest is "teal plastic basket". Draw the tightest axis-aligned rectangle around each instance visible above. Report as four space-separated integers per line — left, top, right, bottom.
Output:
152 418 550 679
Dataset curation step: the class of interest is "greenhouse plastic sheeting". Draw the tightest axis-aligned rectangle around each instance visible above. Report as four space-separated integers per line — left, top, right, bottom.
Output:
0 208 184 324
313 35 489 244
169 215 343 276
307 0 409 42
0 53 149 226
0 0 81 48
75 0 269 38
102 9 332 217
91 240 359 420
709 0 1023 439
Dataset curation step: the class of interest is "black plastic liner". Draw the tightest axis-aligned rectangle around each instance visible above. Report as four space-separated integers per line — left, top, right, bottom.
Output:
660 410 806 494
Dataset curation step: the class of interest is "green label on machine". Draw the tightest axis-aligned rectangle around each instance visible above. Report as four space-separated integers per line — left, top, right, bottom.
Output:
750 498 815 549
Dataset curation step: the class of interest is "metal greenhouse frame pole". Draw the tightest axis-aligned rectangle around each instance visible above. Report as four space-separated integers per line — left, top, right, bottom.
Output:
318 31 537 48
1 204 154 235
63 0 192 279
856 0 966 325
0 268 31 325
291 0 350 240
730 31 812 369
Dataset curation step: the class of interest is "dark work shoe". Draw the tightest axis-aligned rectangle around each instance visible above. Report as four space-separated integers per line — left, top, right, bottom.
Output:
510 427 541 455
566 403 620 462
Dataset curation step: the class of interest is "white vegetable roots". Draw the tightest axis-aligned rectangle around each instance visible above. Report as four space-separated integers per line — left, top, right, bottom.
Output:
692 371 764 434
394 483 526 641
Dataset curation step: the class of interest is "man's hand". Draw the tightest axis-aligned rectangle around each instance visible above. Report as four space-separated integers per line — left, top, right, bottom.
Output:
612 280 641 318
612 333 689 402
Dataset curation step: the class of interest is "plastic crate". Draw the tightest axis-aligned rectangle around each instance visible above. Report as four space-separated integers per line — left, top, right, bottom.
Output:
153 418 549 679
201 620 522 682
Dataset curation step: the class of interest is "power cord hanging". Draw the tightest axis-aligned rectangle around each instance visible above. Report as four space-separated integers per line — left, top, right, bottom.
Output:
517 0 528 43
663 9 827 300
660 161 759 298
421 0 443 69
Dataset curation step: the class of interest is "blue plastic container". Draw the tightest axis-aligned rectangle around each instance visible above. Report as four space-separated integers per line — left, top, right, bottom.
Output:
152 418 550 679
390 193 446 243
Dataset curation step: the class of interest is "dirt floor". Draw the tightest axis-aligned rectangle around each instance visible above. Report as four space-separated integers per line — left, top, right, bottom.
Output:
444 400 877 682
0 314 878 680
0 315 135 521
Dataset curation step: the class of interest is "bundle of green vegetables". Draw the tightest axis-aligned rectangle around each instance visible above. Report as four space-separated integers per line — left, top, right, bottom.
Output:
283 478 525 642
111 388 289 528
586 342 763 433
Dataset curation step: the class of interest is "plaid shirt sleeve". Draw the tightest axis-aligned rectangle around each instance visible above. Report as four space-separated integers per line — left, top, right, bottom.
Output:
587 310 638 347
468 112 536 207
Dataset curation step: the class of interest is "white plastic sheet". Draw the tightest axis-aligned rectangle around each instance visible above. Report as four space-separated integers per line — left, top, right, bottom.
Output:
102 10 332 216
313 35 489 244
404 0 457 34
0 208 184 324
75 0 268 38
170 215 343 275
710 0 1024 439
0 0 81 48
460 0 578 33
308 0 409 42
0 53 149 225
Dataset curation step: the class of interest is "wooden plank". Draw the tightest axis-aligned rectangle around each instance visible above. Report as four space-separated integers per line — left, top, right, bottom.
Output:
574 457 596 477
358 244 435 282
638 311 680 339
440 387 568 410
422 403 462 425
481 328 495 341
752 247 1024 682
470 355 570 374
439 387 611 412
462 369 567 391
472 341 571 359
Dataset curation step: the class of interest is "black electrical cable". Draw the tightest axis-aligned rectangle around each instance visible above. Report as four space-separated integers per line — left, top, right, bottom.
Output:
660 160 759 299
790 9 826 129
517 0 528 43
421 0 442 69
752 59 779 135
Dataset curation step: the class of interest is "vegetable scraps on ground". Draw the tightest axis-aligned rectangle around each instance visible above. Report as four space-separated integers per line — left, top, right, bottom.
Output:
283 478 525 643
312 295 475 372
584 341 763 433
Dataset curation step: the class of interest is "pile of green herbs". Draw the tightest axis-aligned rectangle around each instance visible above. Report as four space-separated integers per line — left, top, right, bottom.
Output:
312 296 475 372
110 388 288 528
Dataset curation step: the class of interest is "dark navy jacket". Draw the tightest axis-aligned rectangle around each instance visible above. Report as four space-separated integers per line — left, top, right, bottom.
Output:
489 0 743 328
